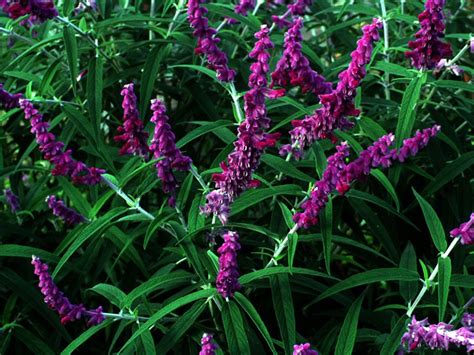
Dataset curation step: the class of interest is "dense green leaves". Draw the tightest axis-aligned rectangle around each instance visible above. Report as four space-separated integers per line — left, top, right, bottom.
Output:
270 274 295 355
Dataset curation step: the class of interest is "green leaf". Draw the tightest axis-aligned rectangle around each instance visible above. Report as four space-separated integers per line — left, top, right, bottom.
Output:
156 301 207 354
380 316 409 355
413 189 447 252
399 242 419 302
63 26 78 93
433 80 474 93
358 116 388 141
373 61 415 77
240 266 336 285
315 268 419 302
270 274 295 355
62 105 97 147
320 198 333 274
261 154 314 182
234 293 277 354
90 284 126 308
144 213 173 249
176 120 234 148
58 177 92 217
0 244 58 261
395 73 427 149
451 274 474 288
61 320 112 355
370 169 400 211
221 301 251 355
87 56 103 140
335 291 365 355
14 326 55 355
287 231 298 273
438 256 452 322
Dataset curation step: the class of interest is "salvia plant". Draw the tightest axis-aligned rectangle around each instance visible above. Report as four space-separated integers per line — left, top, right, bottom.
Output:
0 0 472 353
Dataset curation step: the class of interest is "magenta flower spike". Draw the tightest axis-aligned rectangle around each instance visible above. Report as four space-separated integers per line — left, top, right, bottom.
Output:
46 195 86 226
199 333 218 355
4 188 20 213
114 83 149 158
149 98 192 207
216 231 241 300
293 343 319 355
401 316 474 352
19 99 105 185
1 0 58 23
187 0 235 82
280 18 382 158
271 0 312 29
450 213 474 245
405 0 452 69
234 0 254 16
294 126 440 229
31 256 104 326
0 84 23 109
271 18 332 97
202 26 283 224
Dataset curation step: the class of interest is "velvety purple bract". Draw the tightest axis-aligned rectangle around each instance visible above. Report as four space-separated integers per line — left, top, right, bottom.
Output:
405 0 452 69
46 195 86 226
450 213 474 245
149 98 192 207
31 256 104 326
199 333 218 355
293 343 318 354
114 83 149 158
216 231 241 299
0 84 23 109
1 0 58 23
4 188 20 212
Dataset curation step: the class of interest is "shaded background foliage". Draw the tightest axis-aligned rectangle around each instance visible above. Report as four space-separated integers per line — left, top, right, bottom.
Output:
0 0 473 353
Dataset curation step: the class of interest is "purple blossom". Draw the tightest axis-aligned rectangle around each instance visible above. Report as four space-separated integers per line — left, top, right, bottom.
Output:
31 256 104 326
187 0 235 82
199 333 218 355
114 83 149 158
287 0 311 16
234 0 254 16
405 0 452 69
216 231 241 299
463 313 474 331
450 213 474 245
271 18 332 97
1 0 58 23
0 83 23 109
401 316 474 352
149 98 192 207
293 343 318 355
19 99 105 185
281 18 382 158
46 195 86 226
294 126 440 229
202 26 282 224
4 188 20 213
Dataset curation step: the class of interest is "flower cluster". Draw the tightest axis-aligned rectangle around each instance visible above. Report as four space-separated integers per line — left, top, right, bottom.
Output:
4 188 20 212
280 18 382 158
450 213 474 245
31 256 104 326
271 18 332 97
405 0 452 69
149 98 192 207
187 0 235 82
202 26 282 224
216 231 241 300
0 0 58 24
234 0 254 16
114 83 149 158
463 313 474 330
199 333 218 355
294 126 440 228
293 343 318 355
401 316 474 352
19 99 105 185
46 195 86 226
271 0 312 29
0 84 23 109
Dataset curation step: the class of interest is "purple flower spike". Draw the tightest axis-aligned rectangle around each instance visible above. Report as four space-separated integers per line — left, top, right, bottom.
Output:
234 0 254 16
1 0 58 23
4 188 20 213
271 18 332 97
287 0 311 16
31 256 104 326
281 18 382 158
149 98 192 207
216 231 241 300
405 0 452 69
19 99 105 185
202 26 282 224
0 84 23 109
293 343 318 355
46 195 86 226
450 213 474 245
114 83 149 158
199 333 218 355
463 313 474 331
187 0 235 82
402 316 474 352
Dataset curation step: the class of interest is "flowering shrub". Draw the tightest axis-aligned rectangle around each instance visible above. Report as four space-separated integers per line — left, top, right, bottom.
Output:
0 0 473 353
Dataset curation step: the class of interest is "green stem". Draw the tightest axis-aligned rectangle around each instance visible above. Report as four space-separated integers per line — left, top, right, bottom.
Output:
229 82 244 123
100 311 150 322
379 0 391 101
190 165 208 191
265 224 299 268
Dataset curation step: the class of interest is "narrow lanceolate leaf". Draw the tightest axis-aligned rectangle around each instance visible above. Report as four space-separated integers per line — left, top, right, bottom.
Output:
413 189 447 252
61 320 112 355
380 316 409 355
438 256 452 322
87 56 103 140
320 198 333 274
399 242 419 302
221 301 251 355
287 231 298 273
270 274 296 355
261 154 314 182
335 291 365 355
89 283 126 308
395 72 427 149
63 26 78 93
